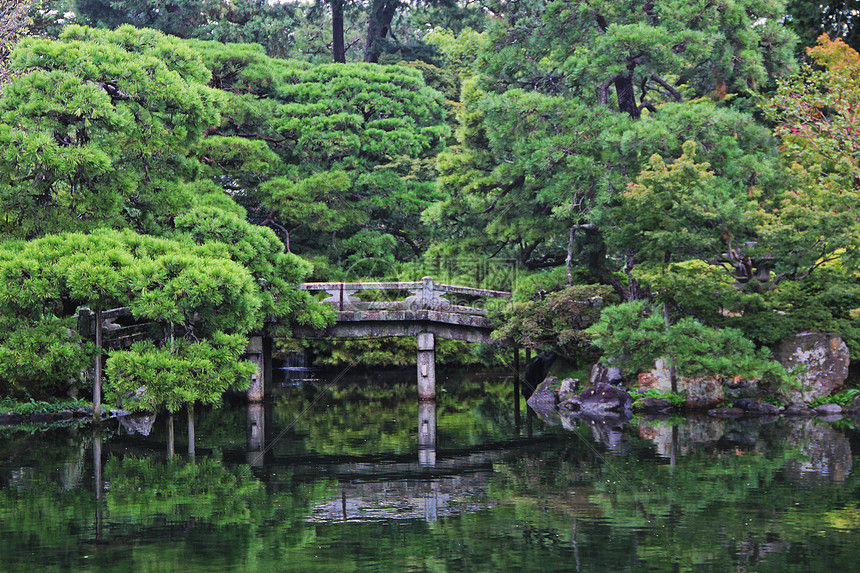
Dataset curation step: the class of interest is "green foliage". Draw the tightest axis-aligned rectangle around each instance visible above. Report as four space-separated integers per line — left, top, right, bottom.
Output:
510 266 593 301
173 205 332 331
302 336 480 368
479 0 797 110
105 334 254 412
426 84 630 269
492 285 615 360
0 316 94 398
187 40 449 267
584 300 667 377
612 141 752 266
0 25 225 238
666 317 788 383
762 35 860 281
0 396 89 414
809 387 860 408
587 301 789 383
75 0 301 58
634 388 686 408
0 229 273 400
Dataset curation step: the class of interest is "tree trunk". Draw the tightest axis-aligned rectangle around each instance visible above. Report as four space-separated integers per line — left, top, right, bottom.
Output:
187 405 195 460
566 226 575 285
614 74 640 119
363 0 400 63
332 0 346 63
167 413 175 459
624 247 650 300
93 309 103 423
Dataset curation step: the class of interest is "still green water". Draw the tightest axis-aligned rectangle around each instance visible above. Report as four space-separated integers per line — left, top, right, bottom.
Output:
2 369 860 572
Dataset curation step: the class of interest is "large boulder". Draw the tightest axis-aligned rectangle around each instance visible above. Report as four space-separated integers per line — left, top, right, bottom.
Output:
525 376 559 413
556 378 579 402
685 376 725 410
638 359 724 410
559 382 633 417
774 332 850 404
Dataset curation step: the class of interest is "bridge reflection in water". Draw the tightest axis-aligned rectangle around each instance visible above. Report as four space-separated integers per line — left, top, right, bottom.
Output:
240 390 533 524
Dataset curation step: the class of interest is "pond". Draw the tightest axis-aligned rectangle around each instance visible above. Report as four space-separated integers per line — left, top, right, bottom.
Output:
2 367 860 572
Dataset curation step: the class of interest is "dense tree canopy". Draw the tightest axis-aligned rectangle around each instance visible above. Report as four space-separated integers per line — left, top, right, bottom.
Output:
74 0 300 58
478 0 797 116
2 3 860 398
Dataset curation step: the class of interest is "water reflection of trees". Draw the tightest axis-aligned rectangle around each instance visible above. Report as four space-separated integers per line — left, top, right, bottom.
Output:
267 375 519 457
3 393 860 570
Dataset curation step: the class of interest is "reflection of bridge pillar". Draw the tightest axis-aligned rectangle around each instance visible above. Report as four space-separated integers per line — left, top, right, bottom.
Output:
247 402 265 469
417 332 436 399
424 481 438 523
418 400 436 467
246 336 273 402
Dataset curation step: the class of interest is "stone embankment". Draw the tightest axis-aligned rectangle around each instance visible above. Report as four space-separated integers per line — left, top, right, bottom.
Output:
528 331 858 422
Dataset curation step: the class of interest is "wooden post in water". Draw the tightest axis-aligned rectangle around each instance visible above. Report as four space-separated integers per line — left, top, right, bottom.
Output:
263 337 273 398
513 347 521 422
93 427 103 542
246 335 265 402
167 413 175 459
247 402 265 469
93 309 103 423
417 332 436 399
187 405 195 460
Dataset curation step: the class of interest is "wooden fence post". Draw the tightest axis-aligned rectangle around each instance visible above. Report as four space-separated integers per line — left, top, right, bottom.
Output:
93 309 103 422
246 335 265 402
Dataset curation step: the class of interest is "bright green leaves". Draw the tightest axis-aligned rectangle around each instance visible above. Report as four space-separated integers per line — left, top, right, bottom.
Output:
492 284 615 360
264 61 447 164
263 170 363 236
759 35 860 282
613 141 750 266
478 0 796 116
173 205 332 331
0 229 269 397
194 50 449 264
0 25 224 238
586 300 788 382
129 253 263 337
0 25 450 272
0 315 94 398
105 334 255 413
0 229 263 334
429 86 628 268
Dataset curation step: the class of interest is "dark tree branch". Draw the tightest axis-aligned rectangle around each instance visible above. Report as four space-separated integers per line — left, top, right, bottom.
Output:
599 74 621 106
650 74 683 102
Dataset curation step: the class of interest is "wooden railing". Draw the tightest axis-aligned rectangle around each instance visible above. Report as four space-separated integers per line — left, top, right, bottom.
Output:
75 307 158 349
298 276 512 316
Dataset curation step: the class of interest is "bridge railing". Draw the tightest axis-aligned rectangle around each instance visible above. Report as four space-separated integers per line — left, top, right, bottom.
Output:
76 307 158 349
298 276 511 316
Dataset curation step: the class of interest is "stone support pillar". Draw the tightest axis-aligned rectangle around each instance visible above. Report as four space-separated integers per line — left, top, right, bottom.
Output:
417 332 436 399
